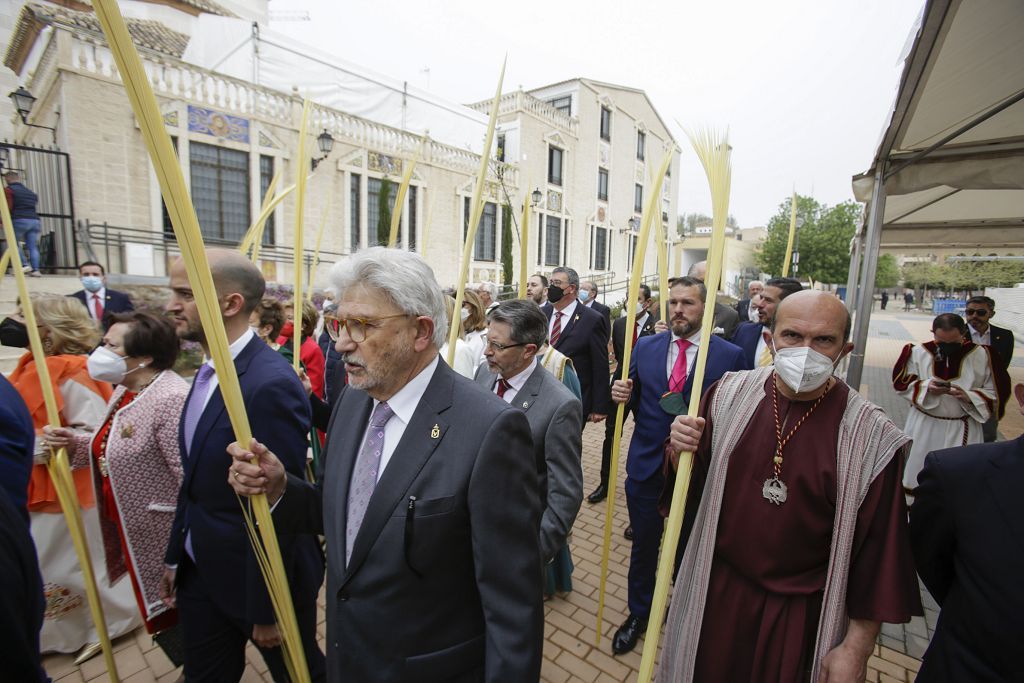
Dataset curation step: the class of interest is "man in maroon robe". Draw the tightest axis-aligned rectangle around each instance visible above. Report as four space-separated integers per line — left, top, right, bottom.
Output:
661 290 922 682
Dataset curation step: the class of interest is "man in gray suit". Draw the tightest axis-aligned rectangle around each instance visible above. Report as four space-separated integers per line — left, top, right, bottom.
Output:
474 300 584 562
228 247 543 682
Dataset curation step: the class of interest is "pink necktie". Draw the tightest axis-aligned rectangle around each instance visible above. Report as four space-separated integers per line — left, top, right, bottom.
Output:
668 339 692 393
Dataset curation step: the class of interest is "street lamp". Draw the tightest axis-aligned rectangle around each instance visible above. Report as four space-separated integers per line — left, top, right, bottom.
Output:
8 86 57 143
310 129 334 170
627 216 639 232
531 187 542 207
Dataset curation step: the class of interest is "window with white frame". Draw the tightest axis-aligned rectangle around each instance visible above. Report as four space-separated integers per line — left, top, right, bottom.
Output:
600 106 611 141
597 168 609 201
544 215 562 267
349 173 361 251
464 197 497 262
190 141 250 242
548 146 564 186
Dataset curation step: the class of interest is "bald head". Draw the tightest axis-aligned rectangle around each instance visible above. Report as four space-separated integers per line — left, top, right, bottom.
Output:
205 249 266 314
772 290 852 342
688 261 707 281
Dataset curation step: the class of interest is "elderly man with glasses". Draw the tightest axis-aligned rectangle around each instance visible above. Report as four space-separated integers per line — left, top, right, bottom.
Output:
228 247 543 682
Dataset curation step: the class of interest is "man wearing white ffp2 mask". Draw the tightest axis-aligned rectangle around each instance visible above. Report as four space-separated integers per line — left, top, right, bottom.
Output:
661 290 920 682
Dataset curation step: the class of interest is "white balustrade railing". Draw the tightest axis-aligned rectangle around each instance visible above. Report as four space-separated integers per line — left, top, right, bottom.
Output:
470 91 578 136
65 34 516 185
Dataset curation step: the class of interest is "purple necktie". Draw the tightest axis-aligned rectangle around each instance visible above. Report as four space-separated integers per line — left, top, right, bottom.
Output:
183 364 216 456
346 401 395 565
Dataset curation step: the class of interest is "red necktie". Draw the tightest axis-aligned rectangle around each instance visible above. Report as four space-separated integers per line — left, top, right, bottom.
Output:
632 320 640 346
92 294 104 321
668 339 692 393
550 312 563 347
496 378 512 399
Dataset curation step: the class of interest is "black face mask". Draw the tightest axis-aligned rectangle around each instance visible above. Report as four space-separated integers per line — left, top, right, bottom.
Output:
547 285 565 304
936 341 961 359
0 317 29 348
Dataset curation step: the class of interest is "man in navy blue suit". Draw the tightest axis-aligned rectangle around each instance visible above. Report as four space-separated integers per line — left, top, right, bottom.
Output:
160 250 324 682
909 381 1024 682
69 261 135 330
542 266 611 423
731 276 802 368
609 276 746 655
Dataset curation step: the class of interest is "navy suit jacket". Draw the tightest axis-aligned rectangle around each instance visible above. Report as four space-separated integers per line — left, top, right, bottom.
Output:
730 321 763 370
543 301 611 416
587 300 611 336
0 374 34 524
69 288 134 330
910 436 1024 682
625 332 746 481
165 336 322 626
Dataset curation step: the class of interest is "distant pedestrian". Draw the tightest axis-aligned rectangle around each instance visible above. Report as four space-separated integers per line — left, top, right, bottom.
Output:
881 290 889 310
904 291 914 311
3 171 42 277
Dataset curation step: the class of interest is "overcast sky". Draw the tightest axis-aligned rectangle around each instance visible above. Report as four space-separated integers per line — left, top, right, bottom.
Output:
270 0 923 228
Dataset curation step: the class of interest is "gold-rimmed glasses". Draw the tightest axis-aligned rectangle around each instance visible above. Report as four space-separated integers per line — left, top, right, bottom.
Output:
323 313 408 343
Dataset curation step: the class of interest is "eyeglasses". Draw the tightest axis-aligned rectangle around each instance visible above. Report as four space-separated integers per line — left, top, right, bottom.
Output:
323 313 408 342
964 308 990 317
485 339 527 352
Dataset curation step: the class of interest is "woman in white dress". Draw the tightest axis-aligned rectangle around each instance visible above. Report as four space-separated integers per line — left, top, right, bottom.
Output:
461 289 488 369
6 296 140 662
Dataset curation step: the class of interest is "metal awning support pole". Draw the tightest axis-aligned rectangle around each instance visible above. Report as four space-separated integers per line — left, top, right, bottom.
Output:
844 221 865 315
846 168 887 390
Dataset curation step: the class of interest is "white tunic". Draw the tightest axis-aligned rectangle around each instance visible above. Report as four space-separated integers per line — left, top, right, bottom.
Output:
894 343 996 490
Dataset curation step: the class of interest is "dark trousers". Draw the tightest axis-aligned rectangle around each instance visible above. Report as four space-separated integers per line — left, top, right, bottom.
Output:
177 556 325 682
598 408 635 487
625 473 666 619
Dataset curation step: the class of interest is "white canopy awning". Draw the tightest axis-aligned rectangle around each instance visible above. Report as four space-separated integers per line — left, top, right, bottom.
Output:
845 0 1024 386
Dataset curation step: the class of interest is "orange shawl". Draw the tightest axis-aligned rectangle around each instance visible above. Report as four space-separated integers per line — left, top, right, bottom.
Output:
8 352 113 513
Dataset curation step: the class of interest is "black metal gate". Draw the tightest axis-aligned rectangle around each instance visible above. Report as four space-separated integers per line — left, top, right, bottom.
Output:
1 141 77 272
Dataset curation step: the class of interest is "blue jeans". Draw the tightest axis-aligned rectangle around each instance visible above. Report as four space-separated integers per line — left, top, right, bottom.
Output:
13 218 41 271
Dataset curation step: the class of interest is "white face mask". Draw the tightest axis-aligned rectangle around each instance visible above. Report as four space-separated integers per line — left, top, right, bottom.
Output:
772 343 837 393
578 289 590 303
87 345 144 384
635 302 645 316
460 308 470 322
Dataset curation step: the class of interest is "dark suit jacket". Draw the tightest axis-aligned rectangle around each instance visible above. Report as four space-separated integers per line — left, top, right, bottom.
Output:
625 332 746 482
542 301 611 416
713 302 740 339
69 288 134 330
474 360 583 561
0 486 46 682
730 321 763 370
586 300 611 336
275 359 543 683
0 374 34 523
165 336 322 627
735 298 752 321
611 311 659 370
910 436 1024 682
987 323 1014 369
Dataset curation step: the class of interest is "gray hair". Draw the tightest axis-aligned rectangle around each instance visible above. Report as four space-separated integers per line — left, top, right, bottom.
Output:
552 266 579 288
488 299 548 348
329 247 448 347
477 280 499 300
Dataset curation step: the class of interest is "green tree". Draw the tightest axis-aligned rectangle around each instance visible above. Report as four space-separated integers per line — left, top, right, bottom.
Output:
375 177 393 246
874 254 899 288
500 203 513 287
755 195 860 284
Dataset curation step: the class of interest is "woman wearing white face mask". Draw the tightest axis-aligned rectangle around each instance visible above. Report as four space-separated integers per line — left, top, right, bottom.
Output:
462 289 489 368
43 311 188 665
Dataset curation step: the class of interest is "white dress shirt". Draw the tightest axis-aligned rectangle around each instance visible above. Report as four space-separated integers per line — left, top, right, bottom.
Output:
367 355 439 483
969 324 991 347
493 359 538 405
549 299 578 339
754 329 769 364
86 286 107 321
665 329 702 382
197 328 255 413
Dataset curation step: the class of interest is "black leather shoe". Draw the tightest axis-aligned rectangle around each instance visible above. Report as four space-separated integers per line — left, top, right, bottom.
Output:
612 614 647 655
587 484 608 504
623 526 633 540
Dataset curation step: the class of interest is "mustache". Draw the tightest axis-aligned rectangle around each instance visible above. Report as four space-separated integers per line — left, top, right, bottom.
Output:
341 354 365 369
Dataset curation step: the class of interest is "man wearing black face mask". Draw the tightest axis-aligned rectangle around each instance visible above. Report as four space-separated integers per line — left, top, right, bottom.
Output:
541 266 611 424
894 313 1002 497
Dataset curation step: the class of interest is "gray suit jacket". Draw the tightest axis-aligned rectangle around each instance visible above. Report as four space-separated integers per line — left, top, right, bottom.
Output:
275 359 543 683
473 360 583 561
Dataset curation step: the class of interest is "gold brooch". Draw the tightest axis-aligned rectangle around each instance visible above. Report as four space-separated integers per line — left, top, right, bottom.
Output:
120 424 134 439
430 424 440 439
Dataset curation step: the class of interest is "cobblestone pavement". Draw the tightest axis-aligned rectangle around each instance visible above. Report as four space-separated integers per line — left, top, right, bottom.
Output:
43 308 1023 683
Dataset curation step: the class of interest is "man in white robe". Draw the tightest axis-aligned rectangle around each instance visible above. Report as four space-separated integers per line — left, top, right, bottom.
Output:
893 313 996 494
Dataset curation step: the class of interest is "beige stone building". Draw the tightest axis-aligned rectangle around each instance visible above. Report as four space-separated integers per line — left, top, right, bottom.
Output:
3 0 680 295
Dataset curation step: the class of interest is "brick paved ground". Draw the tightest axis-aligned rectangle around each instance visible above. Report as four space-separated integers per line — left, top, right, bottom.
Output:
42 308 1024 683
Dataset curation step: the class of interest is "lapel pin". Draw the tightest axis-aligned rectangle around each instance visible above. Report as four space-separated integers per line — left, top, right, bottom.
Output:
522 401 529 408
430 424 440 439
121 424 134 438
574 314 580 322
